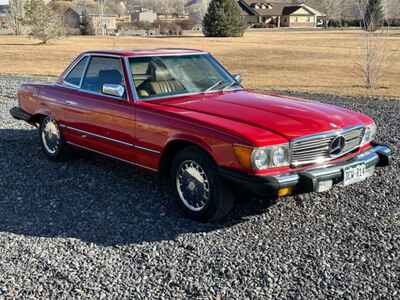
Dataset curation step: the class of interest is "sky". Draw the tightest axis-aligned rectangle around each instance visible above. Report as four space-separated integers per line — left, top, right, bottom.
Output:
0 0 8 5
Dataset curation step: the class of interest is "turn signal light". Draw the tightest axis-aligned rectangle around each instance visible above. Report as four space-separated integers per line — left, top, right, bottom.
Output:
233 145 252 169
277 187 294 197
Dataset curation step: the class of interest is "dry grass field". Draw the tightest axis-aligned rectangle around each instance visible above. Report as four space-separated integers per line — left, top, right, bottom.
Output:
0 30 399 97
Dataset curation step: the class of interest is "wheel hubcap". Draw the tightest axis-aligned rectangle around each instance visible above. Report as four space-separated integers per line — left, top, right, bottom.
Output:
176 160 210 212
41 119 60 155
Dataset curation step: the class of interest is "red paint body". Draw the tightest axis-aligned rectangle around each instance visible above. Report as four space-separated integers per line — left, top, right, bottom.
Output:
17 50 374 176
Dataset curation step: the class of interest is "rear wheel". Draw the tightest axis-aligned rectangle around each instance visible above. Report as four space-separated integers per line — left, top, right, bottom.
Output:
171 147 234 222
39 117 70 161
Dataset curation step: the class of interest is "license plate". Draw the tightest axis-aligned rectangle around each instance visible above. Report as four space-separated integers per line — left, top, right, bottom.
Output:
343 163 367 186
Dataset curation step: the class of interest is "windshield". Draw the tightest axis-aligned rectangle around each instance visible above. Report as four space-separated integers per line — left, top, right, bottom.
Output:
129 54 241 100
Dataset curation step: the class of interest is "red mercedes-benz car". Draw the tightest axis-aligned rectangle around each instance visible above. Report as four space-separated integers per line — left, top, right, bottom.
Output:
11 49 391 221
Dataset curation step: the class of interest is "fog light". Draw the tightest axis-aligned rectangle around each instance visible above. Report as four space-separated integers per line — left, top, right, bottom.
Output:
278 187 294 197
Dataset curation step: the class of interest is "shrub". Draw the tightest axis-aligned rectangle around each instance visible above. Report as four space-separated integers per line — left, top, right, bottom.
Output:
202 0 246 37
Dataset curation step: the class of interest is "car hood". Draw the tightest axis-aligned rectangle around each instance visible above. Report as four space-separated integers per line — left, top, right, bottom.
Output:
157 90 371 140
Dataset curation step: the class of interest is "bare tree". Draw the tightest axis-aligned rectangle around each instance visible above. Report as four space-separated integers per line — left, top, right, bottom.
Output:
7 0 24 35
24 0 64 44
355 30 388 89
384 0 400 25
354 0 388 89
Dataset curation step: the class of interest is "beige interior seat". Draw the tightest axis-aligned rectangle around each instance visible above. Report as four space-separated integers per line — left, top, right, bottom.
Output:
138 60 185 97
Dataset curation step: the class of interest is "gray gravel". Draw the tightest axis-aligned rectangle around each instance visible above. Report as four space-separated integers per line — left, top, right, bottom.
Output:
0 74 399 299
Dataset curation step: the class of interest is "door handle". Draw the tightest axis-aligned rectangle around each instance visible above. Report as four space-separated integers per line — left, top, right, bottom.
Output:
65 100 77 106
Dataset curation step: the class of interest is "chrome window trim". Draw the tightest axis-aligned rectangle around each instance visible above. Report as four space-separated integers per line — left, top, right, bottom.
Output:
61 53 129 102
63 55 90 88
63 81 80 89
290 125 365 167
127 53 243 102
79 55 91 87
60 124 161 155
81 55 128 101
129 88 244 102
123 56 139 102
131 52 209 57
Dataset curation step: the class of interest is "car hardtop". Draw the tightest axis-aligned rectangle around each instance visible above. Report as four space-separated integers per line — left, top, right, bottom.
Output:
80 48 206 58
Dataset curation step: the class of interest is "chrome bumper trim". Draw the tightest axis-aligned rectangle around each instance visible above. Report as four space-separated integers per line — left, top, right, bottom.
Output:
272 144 392 189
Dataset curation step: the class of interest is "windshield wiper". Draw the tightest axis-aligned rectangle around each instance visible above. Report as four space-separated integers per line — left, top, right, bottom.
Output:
204 80 225 92
222 80 240 91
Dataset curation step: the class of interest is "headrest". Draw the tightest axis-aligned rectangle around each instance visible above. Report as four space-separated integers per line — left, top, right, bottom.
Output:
98 69 123 85
148 60 174 81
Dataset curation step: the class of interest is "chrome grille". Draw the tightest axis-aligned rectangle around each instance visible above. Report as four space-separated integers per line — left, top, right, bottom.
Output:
291 126 365 166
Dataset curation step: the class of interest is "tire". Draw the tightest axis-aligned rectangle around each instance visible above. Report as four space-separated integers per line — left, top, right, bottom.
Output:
39 116 70 162
171 146 234 222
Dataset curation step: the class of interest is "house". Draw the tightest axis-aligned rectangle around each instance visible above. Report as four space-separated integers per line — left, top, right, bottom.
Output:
237 1 325 28
157 13 190 23
48 0 125 35
48 1 81 35
185 0 210 23
89 14 118 34
0 4 8 29
131 8 157 23
0 4 8 17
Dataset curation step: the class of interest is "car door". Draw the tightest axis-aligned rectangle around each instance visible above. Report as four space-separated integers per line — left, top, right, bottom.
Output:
60 55 137 163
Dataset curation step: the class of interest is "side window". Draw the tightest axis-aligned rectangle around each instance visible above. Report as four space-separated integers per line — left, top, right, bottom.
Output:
81 56 126 97
64 56 88 87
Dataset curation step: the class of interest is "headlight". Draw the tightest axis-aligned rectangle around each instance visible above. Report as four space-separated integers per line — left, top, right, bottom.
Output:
233 144 290 170
247 144 290 170
361 123 377 146
252 148 269 170
271 146 289 166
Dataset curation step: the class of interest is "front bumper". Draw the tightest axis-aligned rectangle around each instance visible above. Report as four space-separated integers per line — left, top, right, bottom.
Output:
219 144 392 196
10 107 32 122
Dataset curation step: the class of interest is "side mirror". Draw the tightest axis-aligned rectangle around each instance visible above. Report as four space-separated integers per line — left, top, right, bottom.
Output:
102 84 125 98
233 73 241 84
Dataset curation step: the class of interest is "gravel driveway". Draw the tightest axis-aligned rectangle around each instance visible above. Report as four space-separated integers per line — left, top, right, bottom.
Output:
0 75 399 299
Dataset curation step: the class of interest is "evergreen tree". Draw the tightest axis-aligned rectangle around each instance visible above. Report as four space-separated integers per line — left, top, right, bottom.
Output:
364 0 384 31
202 0 245 37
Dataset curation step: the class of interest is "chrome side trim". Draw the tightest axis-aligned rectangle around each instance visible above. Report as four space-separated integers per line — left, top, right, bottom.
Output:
134 145 161 155
66 141 158 172
60 124 161 155
65 126 133 147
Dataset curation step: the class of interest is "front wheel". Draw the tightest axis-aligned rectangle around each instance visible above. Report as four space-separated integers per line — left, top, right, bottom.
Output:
39 117 70 161
171 147 234 222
